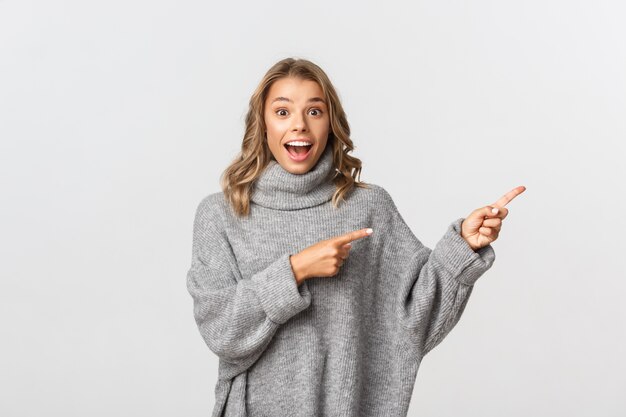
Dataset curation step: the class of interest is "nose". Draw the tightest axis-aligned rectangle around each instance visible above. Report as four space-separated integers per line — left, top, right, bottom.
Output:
291 112 308 132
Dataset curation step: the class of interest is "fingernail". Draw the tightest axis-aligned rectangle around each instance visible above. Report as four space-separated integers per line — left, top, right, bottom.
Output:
491 207 499 214
366 228 373 234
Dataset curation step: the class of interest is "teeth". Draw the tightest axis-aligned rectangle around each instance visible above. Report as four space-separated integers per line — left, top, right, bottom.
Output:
286 141 312 147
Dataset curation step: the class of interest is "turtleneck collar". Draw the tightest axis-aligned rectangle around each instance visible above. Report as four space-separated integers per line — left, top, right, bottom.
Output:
250 144 338 210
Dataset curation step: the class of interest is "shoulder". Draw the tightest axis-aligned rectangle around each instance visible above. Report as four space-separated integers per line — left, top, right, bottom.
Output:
195 190 222 213
353 182 398 210
366 183 395 203
347 182 388 200
193 191 229 227
344 182 401 225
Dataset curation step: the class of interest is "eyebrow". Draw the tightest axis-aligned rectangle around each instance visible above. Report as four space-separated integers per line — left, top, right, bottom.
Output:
270 96 326 105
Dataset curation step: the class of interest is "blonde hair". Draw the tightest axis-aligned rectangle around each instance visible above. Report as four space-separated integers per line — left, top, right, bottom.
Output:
220 57 370 218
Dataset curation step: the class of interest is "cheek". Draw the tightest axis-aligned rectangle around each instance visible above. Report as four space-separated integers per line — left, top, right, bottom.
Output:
318 122 331 139
311 117 330 132
265 118 289 135
264 122 287 150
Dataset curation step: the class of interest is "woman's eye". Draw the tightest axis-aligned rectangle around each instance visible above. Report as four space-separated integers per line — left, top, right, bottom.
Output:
275 108 323 117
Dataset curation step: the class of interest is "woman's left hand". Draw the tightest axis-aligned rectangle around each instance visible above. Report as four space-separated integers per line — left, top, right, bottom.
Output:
461 186 526 251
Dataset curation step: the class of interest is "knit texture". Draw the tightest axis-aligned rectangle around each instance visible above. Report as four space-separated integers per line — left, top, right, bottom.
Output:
186 144 496 417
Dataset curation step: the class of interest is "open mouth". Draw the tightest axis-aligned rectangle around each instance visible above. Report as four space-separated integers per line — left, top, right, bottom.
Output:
284 143 313 156
284 143 314 161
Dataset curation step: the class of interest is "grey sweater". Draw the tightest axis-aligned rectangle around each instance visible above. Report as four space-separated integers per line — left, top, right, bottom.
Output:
186 144 496 417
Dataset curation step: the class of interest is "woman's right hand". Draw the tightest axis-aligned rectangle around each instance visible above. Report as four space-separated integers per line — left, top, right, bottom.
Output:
289 228 374 285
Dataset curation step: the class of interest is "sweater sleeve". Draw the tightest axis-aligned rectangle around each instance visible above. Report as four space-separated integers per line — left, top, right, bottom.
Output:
186 196 312 378
376 188 495 357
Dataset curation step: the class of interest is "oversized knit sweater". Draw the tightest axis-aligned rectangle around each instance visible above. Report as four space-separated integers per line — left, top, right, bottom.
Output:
186 144 496 417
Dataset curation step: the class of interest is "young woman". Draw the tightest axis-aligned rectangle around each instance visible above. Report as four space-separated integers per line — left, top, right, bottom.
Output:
186 58 525 417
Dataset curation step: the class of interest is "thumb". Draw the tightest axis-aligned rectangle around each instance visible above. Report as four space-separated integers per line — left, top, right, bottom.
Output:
471 205 499 219
485 205 499 217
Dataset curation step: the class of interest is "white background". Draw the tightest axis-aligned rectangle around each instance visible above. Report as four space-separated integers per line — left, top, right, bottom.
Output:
1 0 625 416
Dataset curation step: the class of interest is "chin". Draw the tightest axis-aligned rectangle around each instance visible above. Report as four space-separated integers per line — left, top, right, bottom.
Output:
283 161 314 175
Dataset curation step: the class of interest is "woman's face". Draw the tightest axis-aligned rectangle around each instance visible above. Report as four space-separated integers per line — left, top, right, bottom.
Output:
263 77 330 174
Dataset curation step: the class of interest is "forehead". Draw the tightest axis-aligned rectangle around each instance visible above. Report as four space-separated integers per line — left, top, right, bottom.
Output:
266 77 324 103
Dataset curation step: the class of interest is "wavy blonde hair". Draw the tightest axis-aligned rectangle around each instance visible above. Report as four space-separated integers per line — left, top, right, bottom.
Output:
220 57 370 218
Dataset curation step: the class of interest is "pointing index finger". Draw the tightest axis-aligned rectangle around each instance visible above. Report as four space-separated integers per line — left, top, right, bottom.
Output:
493 185 526 208
334 228 373 245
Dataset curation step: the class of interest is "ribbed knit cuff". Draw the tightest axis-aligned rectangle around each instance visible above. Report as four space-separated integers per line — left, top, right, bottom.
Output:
250 252 312 325
431 217 496 286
